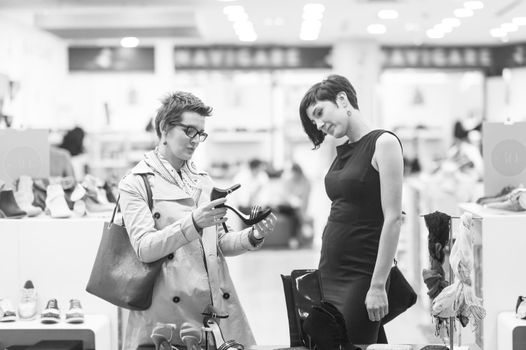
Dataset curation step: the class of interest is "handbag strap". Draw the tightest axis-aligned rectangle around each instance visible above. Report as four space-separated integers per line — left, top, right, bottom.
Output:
110 173 153 224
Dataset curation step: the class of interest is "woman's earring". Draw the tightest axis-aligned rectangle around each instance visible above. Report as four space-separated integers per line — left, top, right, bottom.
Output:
163 140 167 145
347 110 352 117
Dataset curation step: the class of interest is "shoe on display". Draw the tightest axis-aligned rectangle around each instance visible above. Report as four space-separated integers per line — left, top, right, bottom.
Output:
516 296 526 320
485 188 526 212
0 298 17 322
70 183 87 202
0 189 27 219
65 299 84 324
84 196 114 213
18 280 38 320
73 200 87 217
476 185 516 205
14 176 43 217
82 175 111 205
41 299 61 324
45 184 72 218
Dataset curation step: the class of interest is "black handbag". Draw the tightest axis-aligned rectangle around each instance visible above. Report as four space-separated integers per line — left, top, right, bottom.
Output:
86 174 166 311
383 260 418 324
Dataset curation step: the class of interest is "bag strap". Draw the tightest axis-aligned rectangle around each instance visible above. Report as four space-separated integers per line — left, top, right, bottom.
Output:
110 173 153 224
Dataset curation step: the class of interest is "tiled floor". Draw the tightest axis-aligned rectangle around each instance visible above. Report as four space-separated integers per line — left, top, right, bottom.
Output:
227 248 436 347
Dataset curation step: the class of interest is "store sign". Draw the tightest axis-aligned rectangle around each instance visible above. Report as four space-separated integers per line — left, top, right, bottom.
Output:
0 129 49 185
382 46 493 69
382 43 526 75
69 47 155 72
173 46 332 70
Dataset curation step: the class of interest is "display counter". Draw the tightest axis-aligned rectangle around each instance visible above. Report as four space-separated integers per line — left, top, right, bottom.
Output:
0 217 118 350
458 203 526 350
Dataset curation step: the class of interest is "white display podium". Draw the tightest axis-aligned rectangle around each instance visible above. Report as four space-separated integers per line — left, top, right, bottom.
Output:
497 312 526 350
458 203 526 350
0 314 110 349
0 217 118 349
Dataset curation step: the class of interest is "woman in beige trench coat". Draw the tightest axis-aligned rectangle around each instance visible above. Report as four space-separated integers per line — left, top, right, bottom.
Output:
119 92 277 350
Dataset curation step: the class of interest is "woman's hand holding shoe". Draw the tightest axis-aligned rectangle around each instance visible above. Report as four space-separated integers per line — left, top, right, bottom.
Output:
252 213 277 239
192 198 228 229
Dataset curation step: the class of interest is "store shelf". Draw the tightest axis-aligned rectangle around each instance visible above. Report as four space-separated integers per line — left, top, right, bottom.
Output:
0 219 118 350
458 203 526 350
0 315 110 350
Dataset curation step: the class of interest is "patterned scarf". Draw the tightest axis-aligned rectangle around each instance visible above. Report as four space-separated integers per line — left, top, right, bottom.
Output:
143 149 201 202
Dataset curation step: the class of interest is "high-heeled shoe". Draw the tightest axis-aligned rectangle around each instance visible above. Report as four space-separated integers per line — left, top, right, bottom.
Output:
225 204 272 226
211 184 272 227
202 305 243 350
151 323 177 350
210 184 241 201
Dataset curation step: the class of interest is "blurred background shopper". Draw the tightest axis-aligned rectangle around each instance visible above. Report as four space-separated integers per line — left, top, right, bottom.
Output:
118 91 276 350
299 74 404 344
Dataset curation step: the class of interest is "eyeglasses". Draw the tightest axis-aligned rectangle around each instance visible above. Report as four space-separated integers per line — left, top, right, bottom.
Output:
173 123 208 142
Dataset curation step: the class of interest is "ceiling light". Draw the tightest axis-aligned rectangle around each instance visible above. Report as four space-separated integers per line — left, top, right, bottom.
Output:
426 29 444 39
303 11 323 21
490 28 507 38
303 3 325 14
120 37 139 48
513 17 526 26
434 24 452 33
501 22 519 32
226 11 248 22
217 0 237 2
442 18 461 27
454 8 473 17
378 9 399 20
464 1 484 10
367 24 386 34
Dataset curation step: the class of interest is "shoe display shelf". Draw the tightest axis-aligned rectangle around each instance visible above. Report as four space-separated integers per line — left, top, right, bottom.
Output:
457 203 526 350
0 314 110 349
0 217 118 349
85 131 156 180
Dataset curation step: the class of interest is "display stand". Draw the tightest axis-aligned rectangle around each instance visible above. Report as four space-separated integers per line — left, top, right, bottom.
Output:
458 203 526 350
0 314 110 349
0 217 118 349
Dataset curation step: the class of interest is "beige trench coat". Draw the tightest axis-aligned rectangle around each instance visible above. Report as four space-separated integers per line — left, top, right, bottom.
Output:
119 160 259 350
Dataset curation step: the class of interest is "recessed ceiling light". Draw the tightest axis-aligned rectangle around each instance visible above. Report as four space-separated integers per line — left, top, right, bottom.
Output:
512 17 526 26
303 11 323 21
464 1 484 10
367 24 386 34
378 9 399 20
217 0 237 2
454 8 473 18
490 28 507 38
434 24 452 33
442 18 461 27
120 37 139 48
426 29 444 39
501 22 519 32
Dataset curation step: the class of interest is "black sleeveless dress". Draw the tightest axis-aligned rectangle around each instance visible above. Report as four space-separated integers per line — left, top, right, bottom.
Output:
319 129 401 344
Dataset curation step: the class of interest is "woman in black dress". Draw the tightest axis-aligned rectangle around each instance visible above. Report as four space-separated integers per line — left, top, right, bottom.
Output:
299 74 404 344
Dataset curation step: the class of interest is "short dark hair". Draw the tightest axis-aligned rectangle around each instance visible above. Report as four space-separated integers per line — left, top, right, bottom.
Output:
154 91 213 138
299 74 359 149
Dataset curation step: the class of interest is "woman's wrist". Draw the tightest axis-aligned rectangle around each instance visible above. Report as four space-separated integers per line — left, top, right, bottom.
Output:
191 212 202 232
248 226 264 247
